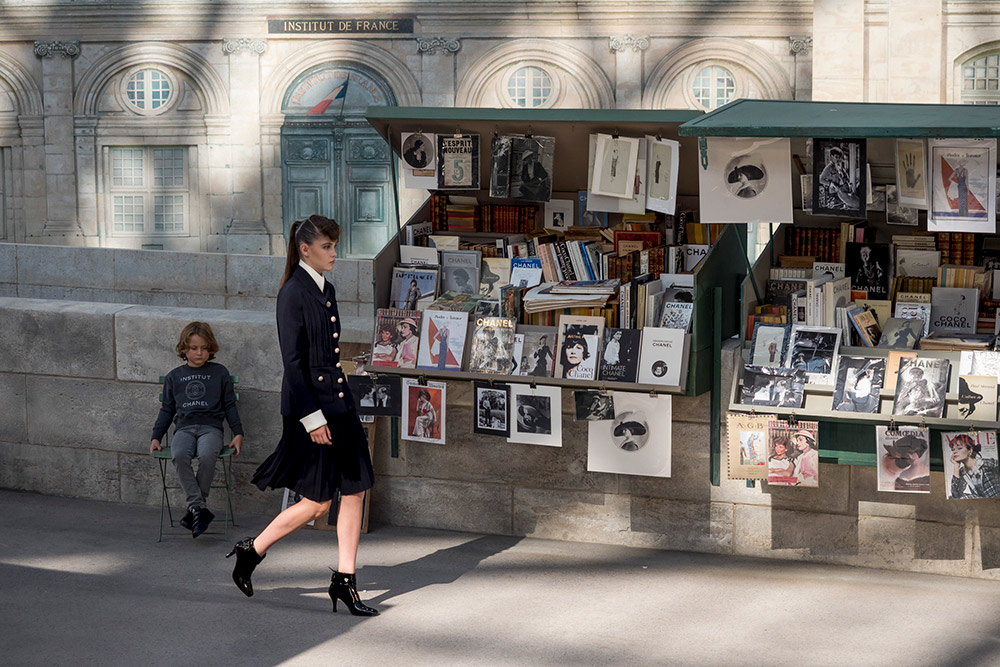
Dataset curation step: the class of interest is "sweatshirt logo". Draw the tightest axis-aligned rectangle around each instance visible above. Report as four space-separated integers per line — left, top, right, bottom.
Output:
185 380 206 400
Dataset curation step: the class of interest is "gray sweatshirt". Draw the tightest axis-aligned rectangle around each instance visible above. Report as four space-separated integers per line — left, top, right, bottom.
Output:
151 361 244 441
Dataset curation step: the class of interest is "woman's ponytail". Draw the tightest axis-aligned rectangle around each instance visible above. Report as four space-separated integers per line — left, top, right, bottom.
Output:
280 220 303 288
280 215 342 288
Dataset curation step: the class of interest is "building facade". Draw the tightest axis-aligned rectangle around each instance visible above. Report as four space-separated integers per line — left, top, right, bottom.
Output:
0 0 998 257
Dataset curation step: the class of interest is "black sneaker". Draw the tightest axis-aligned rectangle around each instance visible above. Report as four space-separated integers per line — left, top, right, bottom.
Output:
191 508 215 538
179 509 195 531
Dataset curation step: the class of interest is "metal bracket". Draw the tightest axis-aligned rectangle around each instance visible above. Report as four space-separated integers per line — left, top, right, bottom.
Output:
699 136 708 170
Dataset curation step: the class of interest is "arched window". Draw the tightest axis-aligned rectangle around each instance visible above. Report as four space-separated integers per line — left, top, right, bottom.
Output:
692 66 736 110
121 67 176 114
961 53 1000 104
505 65 554 108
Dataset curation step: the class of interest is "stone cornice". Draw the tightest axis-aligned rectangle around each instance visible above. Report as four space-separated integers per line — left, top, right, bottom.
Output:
416 37 460 55
33 40 81 58
609 35 649 53
222 37 267 55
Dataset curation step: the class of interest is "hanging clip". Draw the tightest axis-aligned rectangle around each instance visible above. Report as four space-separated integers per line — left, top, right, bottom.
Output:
612 129 620 139
454 128 462 138
887 418 898 435
525 126 533 139
488 376 496 387
530 380 538 390
649 389 658 399
787 412 799 427
599 383 607 395
368 371 378 383
417 375 428 386
656 131 663 142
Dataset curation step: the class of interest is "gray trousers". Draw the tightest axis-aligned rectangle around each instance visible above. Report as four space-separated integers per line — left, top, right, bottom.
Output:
170 425 224 511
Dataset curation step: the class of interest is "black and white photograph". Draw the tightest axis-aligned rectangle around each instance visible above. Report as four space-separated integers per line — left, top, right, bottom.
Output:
813 138 867 217
598 328 642 383
740 365 806 409
544 199 574 231
885 184 919 226
645 136 680 214
577 190 608 227
347 374 402 417
508 384 562 447
749 323 790 368
437 133 480 190
831 356 885 413
510 135 555 202
892 357 950 418
467 316 517 374
587 392 671 478
876 426 931 494
439 249 482 295
574 390 615 421
895 139 928 209
556 326 600 381
877 318 923 349
591 133 639 199
944 430 999 499
845 242 892 300
518 325 557 377
473 381 510 437
401 131 437 190
698 137 793 224
785 324 842 384
489 134 512 198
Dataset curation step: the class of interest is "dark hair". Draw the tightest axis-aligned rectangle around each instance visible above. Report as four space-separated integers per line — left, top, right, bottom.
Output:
949 433 981 456
559 333 590 376
281 214 341 287
176 321 220 361
418 388 431 401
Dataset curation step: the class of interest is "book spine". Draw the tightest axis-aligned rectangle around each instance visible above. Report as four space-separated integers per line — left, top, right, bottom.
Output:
555 241 575 280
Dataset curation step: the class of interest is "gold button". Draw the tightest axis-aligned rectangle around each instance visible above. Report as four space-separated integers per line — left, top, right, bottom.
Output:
326 301 331 307
338 392 345 398
317 375 324 382
337 377 343 384
334 347 340 353
336 362 342 368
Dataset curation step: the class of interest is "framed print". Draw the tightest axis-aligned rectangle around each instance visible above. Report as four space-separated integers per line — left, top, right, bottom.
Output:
645 136 680 214
401 131 437 190
508 383 562 447
591 134 639 199
813 138 867 217
586 392 671 478
698 137 793 224
401 378 446 444
543 198 574 231
574 390 615 421
895 139 928 209
748 322 790 368
473 381 510 437
785 324 841 385
928 139 997 234
726 411 774 481
348 374 402 417
437 134 480 190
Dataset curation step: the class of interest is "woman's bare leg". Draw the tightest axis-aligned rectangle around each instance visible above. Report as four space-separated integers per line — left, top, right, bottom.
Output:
254 498 332 554
336 492 365 574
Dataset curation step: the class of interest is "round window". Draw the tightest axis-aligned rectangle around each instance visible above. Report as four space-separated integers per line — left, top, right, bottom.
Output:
692 66 735 110
506 66 553 108
123 68 174 114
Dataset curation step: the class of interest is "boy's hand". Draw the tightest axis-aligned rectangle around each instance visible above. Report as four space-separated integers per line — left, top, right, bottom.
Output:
150 439 162 454
230 434 244 456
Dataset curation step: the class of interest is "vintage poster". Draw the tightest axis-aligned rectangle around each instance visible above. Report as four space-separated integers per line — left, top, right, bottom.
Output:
766 419 819 487
473 380 510 437
895 139 928 209
416 309 470 371
574 390 615 420
400 378 446 444
401 131 437 190
591 133 640 199
698 137 793 224
876 426 931 493
508 383 562 447
813 138 867 217
785 324 842 385
348 374 402 417
928 139 997 234
831 356 885 413
390 266 439 310
437 133 480 190
944 430 999 499
725 411 773 481
891 357 950 418
371 308 421 368
509 135 555 202
741 365 806 409
587 392 671 478
645 136 680 214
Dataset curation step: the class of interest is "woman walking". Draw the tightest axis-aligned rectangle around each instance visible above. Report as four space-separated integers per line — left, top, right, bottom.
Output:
227 214 378 617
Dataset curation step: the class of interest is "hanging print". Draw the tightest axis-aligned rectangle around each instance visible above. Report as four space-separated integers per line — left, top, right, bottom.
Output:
928 139 997 234
698 137 793 224
401 379 446 444
812 138 867 217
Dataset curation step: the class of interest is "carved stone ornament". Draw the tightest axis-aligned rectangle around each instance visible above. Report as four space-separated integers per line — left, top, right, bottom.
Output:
416 37 461 55
33 41 81 59
609 35 649 53
288 140 329 161
789 36 813 56
222 38 267 56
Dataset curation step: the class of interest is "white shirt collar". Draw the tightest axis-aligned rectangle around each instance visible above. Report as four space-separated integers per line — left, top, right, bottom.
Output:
298 260 326 292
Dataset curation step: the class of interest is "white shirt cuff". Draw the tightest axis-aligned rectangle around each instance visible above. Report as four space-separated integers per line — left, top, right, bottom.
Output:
300 410 327 433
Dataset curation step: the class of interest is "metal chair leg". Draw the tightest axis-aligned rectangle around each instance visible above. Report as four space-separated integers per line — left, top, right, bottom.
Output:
157 459 175 542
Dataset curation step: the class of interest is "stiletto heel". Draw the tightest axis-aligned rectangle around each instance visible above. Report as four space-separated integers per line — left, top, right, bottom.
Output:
328 570 379 617
227 537 265 597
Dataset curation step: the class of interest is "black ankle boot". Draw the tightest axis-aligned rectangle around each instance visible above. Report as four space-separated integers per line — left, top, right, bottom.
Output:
328 571 379 616
226 537 264 597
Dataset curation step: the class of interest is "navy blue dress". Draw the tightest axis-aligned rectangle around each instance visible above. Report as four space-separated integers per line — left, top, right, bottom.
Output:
252 265 374 501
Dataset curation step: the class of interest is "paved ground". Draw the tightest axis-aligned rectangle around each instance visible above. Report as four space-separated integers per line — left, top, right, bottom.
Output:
2 489 1000 666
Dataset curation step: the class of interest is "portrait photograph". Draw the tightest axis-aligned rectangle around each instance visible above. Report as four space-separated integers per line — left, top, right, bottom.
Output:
574 390 615 421
473 381 510 437
439 249 482 295
518 325 557 377
587 392 671 478
509 135 555 202
892 357 950 418
508 384 562 447
766 419 819 487
544 199 574 231
556 316 604 381
598 328 642 383
489 134 512 198
348 374 402 417
401 379 446 444
371 308 422 369
845 242 892 300
831 356 885 413
740 365 806 409
401 131 437 189
928 139 997 234
698 137 793 224
943 430 999 499
812 138 866 217
876 426 931 494
885 184 919 226
785 325 842 384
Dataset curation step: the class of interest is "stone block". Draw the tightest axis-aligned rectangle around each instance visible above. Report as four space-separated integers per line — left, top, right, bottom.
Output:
340 314 376 345
358 260 374 303
114 248 226 294
0 244 15 283
16 284 118 304
115 290 228 310
0 441 121 501
226 253 283 297
17 243 115 288
230 389 283 465
0 373 27 443
672 391 711 424
0 284 15 297
224 295 276 312
618 420 713 502
222 234 270 256
629 498 733 553
370 416 410 478
733 504 860 560
857 515 970 577
210 169 232 196
114 304 281 391
513 488 630 542
0 298 126 377
26 375 158 451
369 477 512 534
760 462 852 514
332 259 359 302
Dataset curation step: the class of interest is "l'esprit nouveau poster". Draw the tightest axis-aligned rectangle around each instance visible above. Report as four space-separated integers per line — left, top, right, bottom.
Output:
928 139 997 234
437 134 480 190
698 137 793 224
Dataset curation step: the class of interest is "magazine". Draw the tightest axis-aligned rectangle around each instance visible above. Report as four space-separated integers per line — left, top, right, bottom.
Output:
876 425 930 493
467 316 517 374
437 134 480 190
891 357 950 417
725 411 773 481
390 266 439 310
944 430 999 499
372 308 421 368
766 419 819 487
831 356 885 413
416 310 470 371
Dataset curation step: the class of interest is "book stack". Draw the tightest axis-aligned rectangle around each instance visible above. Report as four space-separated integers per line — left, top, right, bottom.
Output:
919 332 995 351
937 232 977 265
522 281 617 314
784 226 841 263
445 203 477 232
937 264 988 290
480 203 538 233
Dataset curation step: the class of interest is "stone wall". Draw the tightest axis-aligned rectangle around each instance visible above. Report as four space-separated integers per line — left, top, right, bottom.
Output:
3 296 1000 578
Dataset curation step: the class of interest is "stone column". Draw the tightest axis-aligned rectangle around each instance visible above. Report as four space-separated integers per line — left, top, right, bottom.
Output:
34 40 82 238
811 0 865 101
17 117 46 242
221 38 269 254
609 35 648 109
887 0 944 103
203 115 232 253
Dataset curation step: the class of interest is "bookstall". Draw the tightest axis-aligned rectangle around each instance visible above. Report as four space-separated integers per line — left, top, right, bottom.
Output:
363 107 749 397
679 100 1000 493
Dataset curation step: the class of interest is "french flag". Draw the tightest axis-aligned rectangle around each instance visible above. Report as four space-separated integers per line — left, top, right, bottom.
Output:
307 79 349 115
